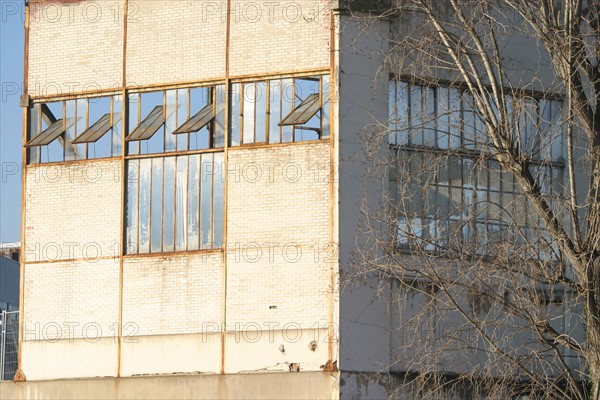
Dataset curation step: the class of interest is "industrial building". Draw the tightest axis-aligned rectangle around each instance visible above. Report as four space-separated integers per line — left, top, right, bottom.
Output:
0 0 585 398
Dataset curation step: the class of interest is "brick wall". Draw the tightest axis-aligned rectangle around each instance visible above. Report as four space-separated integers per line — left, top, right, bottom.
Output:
122 252 223 336
23 259 119 340
228 0 332 77
226 143 331 330
125 1 226 87
28 0 124 97
24 159 122 263
28 0 331 98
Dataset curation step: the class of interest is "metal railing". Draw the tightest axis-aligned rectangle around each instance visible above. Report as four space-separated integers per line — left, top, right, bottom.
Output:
0 311 19 381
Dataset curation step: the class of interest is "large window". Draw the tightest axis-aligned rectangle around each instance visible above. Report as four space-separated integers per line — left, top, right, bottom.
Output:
26 75 330 165
389 81 565 259
125 153 224 254
126 85 226 155
27 94 123 163
230 75 330 145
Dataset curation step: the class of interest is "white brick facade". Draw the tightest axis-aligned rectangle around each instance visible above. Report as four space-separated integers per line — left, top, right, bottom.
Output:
226 143 331 329
228 0 332 76
125 1 226 87
28 1 125 97
22 0 337 385
122 252 223 336
24 159 122 263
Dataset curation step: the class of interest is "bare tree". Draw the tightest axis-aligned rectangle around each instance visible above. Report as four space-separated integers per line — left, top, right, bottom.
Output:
347 0 600 398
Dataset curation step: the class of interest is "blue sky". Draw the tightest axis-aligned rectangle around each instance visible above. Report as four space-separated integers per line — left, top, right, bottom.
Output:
0 2 25 243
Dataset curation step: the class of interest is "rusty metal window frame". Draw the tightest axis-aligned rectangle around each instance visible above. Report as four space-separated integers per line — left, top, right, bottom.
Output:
124 152 224 255
230 74 330 147
26 94 123 164
125 84 225 157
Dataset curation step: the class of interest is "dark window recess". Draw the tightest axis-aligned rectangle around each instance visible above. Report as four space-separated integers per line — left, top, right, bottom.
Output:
126 105 165 141
173 103 214 134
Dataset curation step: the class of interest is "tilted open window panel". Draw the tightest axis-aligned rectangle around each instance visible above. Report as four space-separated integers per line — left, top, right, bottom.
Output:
126 85 226 156
27 95 123 164
230 74 331 146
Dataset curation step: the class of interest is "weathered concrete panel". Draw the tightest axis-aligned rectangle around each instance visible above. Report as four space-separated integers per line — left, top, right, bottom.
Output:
0 371 339 399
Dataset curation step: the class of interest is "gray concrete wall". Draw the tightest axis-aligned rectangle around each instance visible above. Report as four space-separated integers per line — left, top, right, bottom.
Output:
337 15 392 373
0 371 339 399
0 256 20 308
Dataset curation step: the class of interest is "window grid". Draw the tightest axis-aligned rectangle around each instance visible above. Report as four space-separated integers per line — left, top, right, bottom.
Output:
125 153 224 255
27 95 123 164
390 81 565 260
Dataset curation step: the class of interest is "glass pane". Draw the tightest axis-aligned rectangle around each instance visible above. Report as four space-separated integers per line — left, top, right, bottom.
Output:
423 86 436 146
281 79 294 142
255 82 267 143
201 153 214 248
176 89 188 152
187 154 200 251
437 87 449 148
214 85 226 148
138 158 151 254
230 84 241 146
397 82 409 145
45 102 64 163
125 160 139 254
269 81 281 143
410 85 422 145
112 95 123 157
88 97 111 159
448 88 461 148
65 100 76 161
151 157 163 253
462 92 476 149
164 90 177 152
213 153 225 247
243 83 256 144
163 156 176 252
550 100 564 162
28 104 40 163
189 87 210 150
321 75 331 138
140 91 164 155
389 81 397 145
175 156 188 251
128 93 140 155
